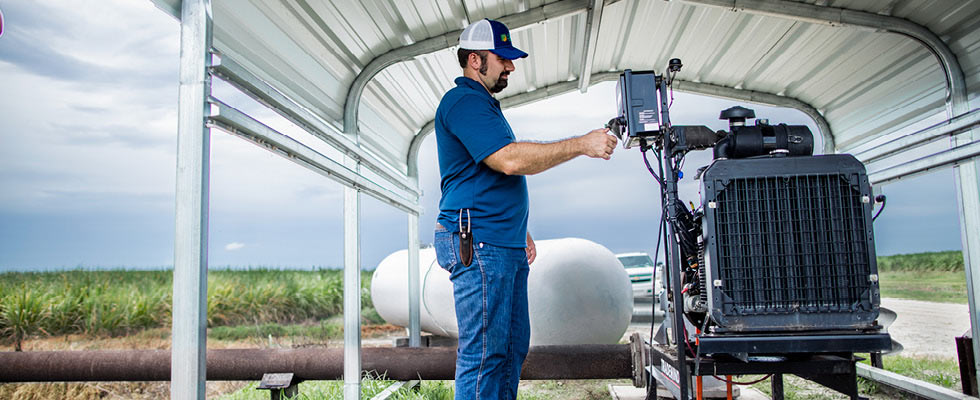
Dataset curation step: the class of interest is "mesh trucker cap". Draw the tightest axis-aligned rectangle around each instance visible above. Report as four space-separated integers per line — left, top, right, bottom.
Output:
458 18 528 60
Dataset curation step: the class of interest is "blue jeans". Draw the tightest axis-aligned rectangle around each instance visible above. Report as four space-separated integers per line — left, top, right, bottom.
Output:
434 225 530 400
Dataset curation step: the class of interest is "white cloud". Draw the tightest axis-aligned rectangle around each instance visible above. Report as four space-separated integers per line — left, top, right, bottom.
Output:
224 242 245 251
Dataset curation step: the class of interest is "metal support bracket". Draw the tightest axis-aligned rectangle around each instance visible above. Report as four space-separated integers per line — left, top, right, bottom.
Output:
578 0 604 93
257 373 300 400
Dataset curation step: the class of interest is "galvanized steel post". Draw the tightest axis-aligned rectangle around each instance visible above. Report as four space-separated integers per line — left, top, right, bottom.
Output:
343 175 361 399
407 197 422 347
953 118 980 396
172 0 212 399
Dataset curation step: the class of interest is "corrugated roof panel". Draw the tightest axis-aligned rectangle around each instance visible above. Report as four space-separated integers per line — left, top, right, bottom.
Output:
150 0 980 177
590 0 963 147
212 1 347 124
519 12 585 87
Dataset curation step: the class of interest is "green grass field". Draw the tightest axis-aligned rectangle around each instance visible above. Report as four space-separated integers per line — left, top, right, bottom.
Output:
0 268 376 350
878 270 967 304
876 250 967 304
876 250 964 272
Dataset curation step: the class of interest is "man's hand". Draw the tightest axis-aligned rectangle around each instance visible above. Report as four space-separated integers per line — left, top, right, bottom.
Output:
578 128 618 160
526 232 536 265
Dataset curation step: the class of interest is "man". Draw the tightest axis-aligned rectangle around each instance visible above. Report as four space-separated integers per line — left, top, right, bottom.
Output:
433 18 618 400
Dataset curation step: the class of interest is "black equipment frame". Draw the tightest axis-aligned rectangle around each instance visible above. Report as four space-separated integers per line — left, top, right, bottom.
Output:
644 70 887 400
647 343 865 400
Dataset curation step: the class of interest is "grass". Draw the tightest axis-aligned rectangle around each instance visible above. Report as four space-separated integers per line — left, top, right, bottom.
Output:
858 355 961 390
215 377 459 400
878 270 967 304
0 268 376 348
215 375 414 400
208 321 344 342
875 250 967 304
876 250 964 272
216 377 615 400
743 354 962 400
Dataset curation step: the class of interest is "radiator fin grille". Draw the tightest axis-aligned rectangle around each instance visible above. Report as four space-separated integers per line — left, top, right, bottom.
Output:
713 173 871 316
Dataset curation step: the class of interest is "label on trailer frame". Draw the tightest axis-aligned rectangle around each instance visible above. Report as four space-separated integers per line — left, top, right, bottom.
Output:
650 356 691 400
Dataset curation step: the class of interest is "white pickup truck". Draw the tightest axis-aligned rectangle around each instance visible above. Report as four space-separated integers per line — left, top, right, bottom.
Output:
615 252 663 300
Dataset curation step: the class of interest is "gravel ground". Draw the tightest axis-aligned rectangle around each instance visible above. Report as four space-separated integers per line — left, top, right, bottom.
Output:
625 297 971 360
881 297 971 359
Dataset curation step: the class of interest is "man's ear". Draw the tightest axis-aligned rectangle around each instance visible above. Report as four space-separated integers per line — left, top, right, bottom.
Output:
468 52 483 71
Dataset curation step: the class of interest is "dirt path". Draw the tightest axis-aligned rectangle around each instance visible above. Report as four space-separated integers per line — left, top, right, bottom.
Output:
881 297 971 359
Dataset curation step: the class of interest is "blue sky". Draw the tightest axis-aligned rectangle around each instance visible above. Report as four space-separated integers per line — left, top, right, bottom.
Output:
0 0 964 271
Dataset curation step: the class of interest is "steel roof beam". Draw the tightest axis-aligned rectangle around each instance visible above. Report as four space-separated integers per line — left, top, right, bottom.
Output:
208 98 420 215
343 0 628 136
675 0 970 149
407 71 834 177
868 138 980 185
577 0 605 93
210 54 419 196
854 108 980 164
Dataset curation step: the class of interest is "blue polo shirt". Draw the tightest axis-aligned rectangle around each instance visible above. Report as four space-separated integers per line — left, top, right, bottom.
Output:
435 77 528 248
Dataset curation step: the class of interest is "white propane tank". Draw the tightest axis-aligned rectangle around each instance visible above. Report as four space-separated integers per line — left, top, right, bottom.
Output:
370 237 633 345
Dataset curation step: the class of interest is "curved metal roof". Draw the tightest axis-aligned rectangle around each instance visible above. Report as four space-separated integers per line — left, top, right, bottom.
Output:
151 0 980 175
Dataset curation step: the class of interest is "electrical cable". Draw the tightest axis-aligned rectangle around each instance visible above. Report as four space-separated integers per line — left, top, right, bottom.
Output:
872 194 887 222
642 148 664 186
649 202 668 343
712 374 773 385
646 150 670 400
682 324 696 357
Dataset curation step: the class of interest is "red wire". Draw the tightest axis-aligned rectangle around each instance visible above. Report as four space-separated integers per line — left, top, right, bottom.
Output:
712 374 772 385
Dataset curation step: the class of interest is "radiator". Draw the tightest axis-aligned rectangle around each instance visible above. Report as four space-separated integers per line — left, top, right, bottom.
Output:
700 154 881 333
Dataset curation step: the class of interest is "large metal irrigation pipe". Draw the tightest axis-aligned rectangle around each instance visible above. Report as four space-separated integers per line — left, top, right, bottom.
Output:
0 344 632 383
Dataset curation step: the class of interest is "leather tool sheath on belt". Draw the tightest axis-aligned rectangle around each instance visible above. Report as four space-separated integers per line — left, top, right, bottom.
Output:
458 209 473 266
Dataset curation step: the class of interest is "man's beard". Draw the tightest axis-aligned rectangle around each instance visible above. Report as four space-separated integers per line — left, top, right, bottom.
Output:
488 72 508 93
479 61 509 93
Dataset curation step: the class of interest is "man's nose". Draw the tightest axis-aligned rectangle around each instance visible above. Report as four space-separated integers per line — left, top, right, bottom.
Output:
504 59 515 71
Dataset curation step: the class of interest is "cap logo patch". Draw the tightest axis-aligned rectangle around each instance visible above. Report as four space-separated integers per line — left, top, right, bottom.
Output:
501 34 508 42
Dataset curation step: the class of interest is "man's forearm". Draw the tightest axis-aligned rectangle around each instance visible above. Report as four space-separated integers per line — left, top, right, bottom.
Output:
489 138 583 175
483 128 616 175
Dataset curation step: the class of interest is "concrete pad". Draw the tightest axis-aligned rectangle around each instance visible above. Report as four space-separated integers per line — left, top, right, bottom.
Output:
608 385 768 400
608 385 650 400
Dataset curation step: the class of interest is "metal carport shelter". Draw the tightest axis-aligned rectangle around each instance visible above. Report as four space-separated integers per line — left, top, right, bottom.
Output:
148 0 980 398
